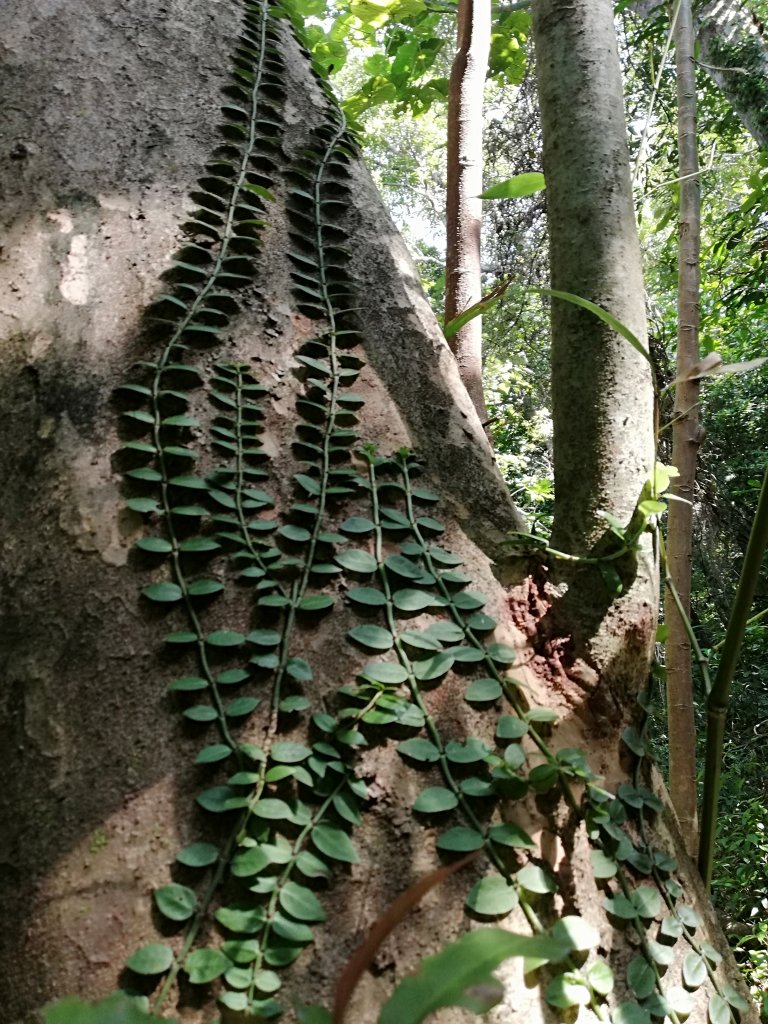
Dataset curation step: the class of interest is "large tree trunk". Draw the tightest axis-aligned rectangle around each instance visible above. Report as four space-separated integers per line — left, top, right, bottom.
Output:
695 0 768 151
638 0 768 151
0 1 756 1022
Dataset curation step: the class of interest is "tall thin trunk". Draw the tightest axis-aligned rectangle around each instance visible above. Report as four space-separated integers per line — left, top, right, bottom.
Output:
666 0 702 857
533 0 657 698
445 0 491 422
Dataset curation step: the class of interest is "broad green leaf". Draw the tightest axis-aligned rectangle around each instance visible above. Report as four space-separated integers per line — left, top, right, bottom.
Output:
206 629 244 647
297 1006 332 1024
627 955 655 999
176 842 219 867
43 994 169 1024
550 916 599 953
125 943 174 975
392 588 438 612
194 744 232 764
436 827 484 852
496 715 528 739
378 928 571 1024
361 661 408 684
465 874 519 915
348 624 394 650
586 961 614 995
546 971 591 1008
184 947 230 984
299 594 333 612
216 904 266 933
612 1002 652 1024
271 741 311 763
517 864 557 893
279 881 326 922
346 586 387 606
445 738 489 763
397 737 440 763
465 678 503 702
154 883 196 922
591 850 618 878
480 172 546 200
413 787 458 813
336 548 377 573
682 951 707 988
413 652 454 681
142 581 183 603
312 824 358 863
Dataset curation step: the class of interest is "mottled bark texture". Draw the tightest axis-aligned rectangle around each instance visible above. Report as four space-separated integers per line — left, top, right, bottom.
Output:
445 0 491 422
638 0 768 151
0 1 755 1023
667 0 702 857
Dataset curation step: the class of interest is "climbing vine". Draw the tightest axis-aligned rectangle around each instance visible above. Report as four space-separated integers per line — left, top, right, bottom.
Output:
97 1 760 1022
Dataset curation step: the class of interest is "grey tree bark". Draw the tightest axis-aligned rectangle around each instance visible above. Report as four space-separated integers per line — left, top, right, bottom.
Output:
638 0 768 151
0 1 756 1022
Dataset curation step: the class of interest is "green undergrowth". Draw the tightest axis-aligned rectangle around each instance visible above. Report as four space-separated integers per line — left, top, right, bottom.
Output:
55 1 756 1022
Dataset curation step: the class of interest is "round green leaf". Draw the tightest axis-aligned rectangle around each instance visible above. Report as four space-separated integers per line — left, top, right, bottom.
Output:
516 864 557 894
413 787 458 813
486 642 516 664
125 943 174 975
496 715 528 739
586 961 614 995
154 883 196 922
546 972 590 1008
465 678 502 702
280 695 312 712
466 874 519 915
176 842 219 867
215 904 266 934
551 916 600 953
185 947 230 984
682 951 707 989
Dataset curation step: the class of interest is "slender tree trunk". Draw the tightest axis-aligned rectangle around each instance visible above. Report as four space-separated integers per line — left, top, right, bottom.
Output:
533 0 658 699
0 2 757 1022
666 0 702 857
445 0 491 422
